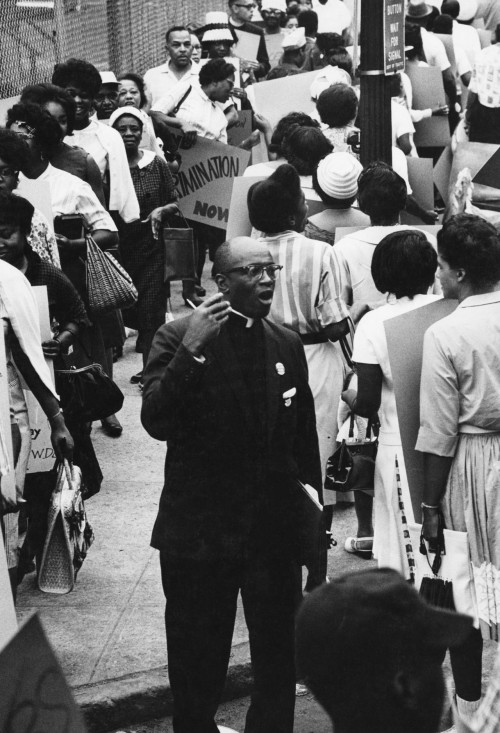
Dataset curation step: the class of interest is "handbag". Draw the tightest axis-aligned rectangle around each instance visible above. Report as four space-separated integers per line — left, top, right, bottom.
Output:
55 362 124 423
86 234 138 316
162 211 197 282
407 519 478 620
38 460 94 594
325 412 378 493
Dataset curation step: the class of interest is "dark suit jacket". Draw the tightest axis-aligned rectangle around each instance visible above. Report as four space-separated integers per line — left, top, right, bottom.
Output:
229 20 271 78
141 315 321 562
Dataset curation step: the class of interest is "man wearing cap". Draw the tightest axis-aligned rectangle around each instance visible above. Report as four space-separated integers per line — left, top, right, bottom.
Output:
228 0 271 78
405 2 458 121
296 568 474 733
95 71 120 122
142 236 322 733
280 27 308 70
144 26 199 108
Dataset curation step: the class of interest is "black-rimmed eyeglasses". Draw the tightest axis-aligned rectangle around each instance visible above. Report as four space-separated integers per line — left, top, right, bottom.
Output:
223 264 283 280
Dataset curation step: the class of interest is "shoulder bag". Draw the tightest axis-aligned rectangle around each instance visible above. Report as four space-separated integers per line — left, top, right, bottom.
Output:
162 211 197 282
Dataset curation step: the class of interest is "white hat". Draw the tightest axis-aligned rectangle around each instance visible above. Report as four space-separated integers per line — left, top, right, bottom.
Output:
282 26 306 50
109 106 146 128
457 0 478 21
261 0 287 12
202 11 235 44
316 152 363 200
205 11 230 25
310 65 352 99
202 27 235 43
100 71 119 86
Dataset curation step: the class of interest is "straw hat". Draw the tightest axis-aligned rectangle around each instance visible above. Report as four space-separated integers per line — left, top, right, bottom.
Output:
201 11 236 44
316 152 363 200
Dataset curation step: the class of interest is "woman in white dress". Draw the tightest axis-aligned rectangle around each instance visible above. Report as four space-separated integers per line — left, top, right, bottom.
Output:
342 230 439 577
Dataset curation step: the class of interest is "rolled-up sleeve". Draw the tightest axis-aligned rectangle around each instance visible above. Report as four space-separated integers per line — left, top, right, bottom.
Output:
416 326 460 457
315 249 350 326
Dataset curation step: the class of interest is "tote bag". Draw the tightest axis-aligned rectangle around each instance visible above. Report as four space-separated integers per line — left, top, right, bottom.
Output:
162 212 196 282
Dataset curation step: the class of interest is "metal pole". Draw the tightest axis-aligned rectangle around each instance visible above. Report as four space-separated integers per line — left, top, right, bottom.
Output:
352 0 359 76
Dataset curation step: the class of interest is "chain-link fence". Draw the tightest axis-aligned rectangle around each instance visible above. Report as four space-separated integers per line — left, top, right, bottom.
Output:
0 0 228 100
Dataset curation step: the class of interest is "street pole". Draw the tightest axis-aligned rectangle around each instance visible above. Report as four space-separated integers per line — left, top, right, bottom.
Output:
358 0 392 167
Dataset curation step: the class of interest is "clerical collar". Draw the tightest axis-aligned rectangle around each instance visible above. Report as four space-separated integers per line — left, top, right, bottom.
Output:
229 307 254 328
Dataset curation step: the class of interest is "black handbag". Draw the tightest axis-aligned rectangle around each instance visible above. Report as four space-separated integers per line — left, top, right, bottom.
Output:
325 413 378 493
162 212 197 282
55 363 124 423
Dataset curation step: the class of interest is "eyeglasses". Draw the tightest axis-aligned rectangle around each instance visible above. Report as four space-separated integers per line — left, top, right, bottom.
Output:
0 167 18 178
223 264 283 280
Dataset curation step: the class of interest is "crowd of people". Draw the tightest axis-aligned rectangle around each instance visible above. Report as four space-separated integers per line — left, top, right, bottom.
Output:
1 0 500 731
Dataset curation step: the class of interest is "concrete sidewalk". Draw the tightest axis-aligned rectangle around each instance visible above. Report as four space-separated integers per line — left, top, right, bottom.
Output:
14 277 497 733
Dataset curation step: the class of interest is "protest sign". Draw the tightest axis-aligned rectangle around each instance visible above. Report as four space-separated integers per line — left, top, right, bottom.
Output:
385 299 457 518
449 142 500 208
405 66 449 147
233 29 260 62
227 110 253 147
226 175 264 239
24 287 56 474
433 144 453 203
0 615 87 732
400 157 434 225
252 70 317 129
264 32 285 69
168 128 250 230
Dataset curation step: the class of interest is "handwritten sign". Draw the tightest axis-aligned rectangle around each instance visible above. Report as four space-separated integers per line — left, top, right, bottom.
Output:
233 29 260 62
405 66 449 147
227 110 253 147
24 287 56 474
383 0 405 74
0 615 87 733
169 128 250 230
385 299 457 518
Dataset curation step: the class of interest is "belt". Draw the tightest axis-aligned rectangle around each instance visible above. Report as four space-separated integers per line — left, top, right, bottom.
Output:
300 332 329 345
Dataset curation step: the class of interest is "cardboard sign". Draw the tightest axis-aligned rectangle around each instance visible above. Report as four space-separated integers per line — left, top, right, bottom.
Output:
0 615 87 732
233 29 260 62
168 128 250 230
449 142 500 207
226 175 265 239
385 299 457 518
264 31 285 69
473 147 500 191
383 0 405 74
405 66 450 147
400 157 434 225
227 110 253 147
24 287 56 474
0 520 17 654
252 70 318 129
433 144 454 203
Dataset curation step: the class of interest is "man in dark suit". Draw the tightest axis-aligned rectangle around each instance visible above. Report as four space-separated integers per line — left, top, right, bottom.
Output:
227 0 271 78
141 236 322 733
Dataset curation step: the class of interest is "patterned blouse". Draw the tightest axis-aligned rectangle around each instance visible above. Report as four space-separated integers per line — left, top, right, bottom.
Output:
27 208 61 268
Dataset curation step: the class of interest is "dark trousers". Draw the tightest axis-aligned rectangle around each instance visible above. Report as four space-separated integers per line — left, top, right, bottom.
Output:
160 549 298 733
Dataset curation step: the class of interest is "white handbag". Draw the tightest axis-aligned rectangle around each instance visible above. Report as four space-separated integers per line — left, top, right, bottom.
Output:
408 522 478 623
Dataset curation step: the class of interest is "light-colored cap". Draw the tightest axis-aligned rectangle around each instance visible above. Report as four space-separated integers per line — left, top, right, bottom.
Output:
109 106 146 128
310 65 352 99
281 26 306 50
316 151 363 200
205 11 230 25
100 71 119 87
457 0 478 21
261 0 287 12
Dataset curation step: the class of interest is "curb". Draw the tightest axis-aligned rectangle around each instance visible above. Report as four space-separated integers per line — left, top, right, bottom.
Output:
75 645 253 732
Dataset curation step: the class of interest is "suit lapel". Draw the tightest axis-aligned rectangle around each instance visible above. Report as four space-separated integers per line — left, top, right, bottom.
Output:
206 325 257 434
263 320 282 448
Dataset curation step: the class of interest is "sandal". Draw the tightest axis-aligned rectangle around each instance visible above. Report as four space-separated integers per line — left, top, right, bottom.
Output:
344 536 373 558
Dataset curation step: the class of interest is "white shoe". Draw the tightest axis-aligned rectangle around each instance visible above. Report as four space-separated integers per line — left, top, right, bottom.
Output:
218 727 240 733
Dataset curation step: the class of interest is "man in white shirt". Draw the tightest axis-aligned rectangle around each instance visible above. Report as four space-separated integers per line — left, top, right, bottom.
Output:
144 26 199 107
442 0 481 66
152 59 235 145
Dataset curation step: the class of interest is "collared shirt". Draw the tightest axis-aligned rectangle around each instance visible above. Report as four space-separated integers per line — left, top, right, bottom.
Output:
17 164 117 234
453 20 481 66
261 230 349 335
469 43 500 108
152 79 228 143
333 225 437 308
421 28 451 71
65 118 139 222
416 291 500 457
144 61 200 107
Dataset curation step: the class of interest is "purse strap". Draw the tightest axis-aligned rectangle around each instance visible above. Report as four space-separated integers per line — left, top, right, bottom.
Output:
171 85 192 116
397 457 416 585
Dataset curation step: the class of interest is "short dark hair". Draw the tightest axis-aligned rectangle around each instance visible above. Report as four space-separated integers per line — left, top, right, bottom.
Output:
0 128 32 172
326 47 353 76
316 32 343 54
199 58 235 86
298 9 318 36
118 72 148 109
316 84 358 127
432 13 453 33
282 123 332 175
440 0 459 19
20 83 77 135
6 102 63 156
437 214 500 288
52 58 102 98
0 191 34 236
247 163 302 233
166 25 190 43
267 66 303 81
358 161 407 223
269 112 318 155
372 230 437 298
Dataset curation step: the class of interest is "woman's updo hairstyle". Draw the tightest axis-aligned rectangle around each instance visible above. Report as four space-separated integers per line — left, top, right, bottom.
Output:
6 102 63 156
